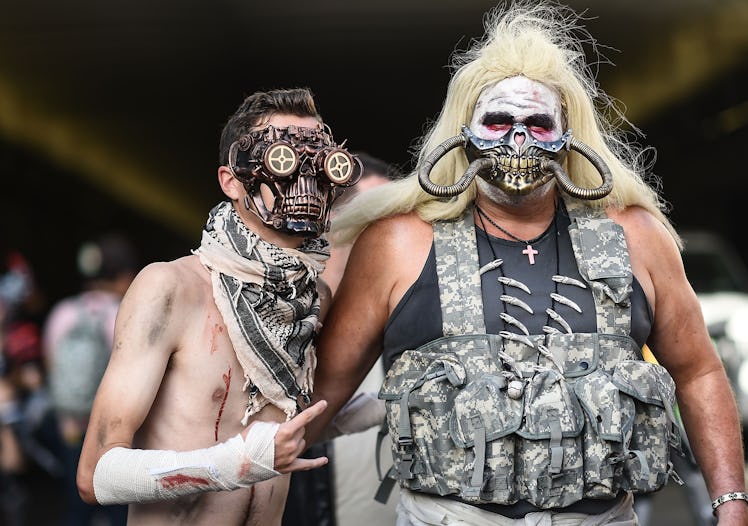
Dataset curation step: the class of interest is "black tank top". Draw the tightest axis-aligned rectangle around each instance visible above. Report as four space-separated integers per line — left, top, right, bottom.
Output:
383 207 653 371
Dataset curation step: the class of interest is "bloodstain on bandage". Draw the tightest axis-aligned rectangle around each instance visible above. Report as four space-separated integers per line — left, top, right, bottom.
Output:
238 458 255 480
160 474 211 488
214 366 232 441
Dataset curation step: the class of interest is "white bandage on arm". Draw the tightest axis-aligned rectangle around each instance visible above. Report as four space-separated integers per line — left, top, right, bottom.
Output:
93 421 280 504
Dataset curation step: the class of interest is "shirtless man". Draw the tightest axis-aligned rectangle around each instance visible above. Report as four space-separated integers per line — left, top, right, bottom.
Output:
77 88 362 525
309 4 747 525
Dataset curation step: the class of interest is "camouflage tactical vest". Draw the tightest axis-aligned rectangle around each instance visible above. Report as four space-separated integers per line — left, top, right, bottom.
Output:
378 200 682 508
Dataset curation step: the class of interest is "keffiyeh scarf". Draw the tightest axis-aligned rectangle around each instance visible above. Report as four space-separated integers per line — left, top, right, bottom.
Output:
193 201 329 423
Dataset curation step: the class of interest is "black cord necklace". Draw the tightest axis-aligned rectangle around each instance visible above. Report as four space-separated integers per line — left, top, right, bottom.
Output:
475 206 554 265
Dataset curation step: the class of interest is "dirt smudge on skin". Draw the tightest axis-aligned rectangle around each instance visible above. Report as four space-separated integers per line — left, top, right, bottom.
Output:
148 290 174 345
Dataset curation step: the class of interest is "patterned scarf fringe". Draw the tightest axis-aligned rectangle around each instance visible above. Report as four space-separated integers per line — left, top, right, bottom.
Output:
193 201 329 422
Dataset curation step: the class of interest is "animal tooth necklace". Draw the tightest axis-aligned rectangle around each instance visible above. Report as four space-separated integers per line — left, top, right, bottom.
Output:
475 206 554 265
476 203 562 397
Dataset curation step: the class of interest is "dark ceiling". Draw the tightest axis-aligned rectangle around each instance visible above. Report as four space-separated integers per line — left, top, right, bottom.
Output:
1 0 748 305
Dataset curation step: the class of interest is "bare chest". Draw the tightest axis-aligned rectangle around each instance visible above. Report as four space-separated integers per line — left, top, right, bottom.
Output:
137 300 261 448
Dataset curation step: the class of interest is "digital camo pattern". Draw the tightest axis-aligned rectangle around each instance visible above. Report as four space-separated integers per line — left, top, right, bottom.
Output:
379 200 681 508
567 201 633 337
434 211 486 336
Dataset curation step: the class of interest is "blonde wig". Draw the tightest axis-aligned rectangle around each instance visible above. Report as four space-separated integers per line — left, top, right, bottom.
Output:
333 1 678 246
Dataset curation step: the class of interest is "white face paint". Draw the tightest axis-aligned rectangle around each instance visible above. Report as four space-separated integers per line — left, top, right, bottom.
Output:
469 76 564 143
462 76 568 197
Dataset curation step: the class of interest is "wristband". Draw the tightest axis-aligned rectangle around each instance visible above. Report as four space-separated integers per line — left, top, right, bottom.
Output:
711 491 748 515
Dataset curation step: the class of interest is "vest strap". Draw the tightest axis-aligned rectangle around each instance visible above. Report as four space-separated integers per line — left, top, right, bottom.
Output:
564 198 633 335
433 209 486 335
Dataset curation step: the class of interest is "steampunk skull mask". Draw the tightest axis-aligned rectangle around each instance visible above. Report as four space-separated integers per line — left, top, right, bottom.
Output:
228 124 362 236
418 76 612 200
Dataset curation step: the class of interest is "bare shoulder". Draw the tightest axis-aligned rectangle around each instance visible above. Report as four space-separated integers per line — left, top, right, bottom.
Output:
357 211 432 248
353 212 432 271
354 211 433 270
606 205 674 246
124 255 208 306
607 205 684 319
115 255 210 350
341 211 432 315
130 255 206 286
332 211 432 311
607 205 681 268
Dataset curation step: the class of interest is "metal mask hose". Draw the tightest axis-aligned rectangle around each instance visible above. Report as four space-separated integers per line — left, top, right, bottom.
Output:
542 137 613 200
418 134 477 197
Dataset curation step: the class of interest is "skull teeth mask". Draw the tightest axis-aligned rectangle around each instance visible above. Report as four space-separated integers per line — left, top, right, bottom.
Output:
464 124 571 195
466 76 568 195
282 176 324 231
228 124 362 236
418 76 613 200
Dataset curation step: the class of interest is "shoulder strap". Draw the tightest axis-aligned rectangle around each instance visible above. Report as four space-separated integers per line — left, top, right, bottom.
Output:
433 208 486 336
432 200 633 337
564 196 633 335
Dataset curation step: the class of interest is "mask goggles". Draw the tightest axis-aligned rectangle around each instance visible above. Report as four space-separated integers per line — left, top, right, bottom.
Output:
228 124 362 235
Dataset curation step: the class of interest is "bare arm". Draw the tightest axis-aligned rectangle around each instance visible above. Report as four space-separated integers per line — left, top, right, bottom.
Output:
615 207 747 524
77 261 329 505
308 214 433 444
77 262 184 503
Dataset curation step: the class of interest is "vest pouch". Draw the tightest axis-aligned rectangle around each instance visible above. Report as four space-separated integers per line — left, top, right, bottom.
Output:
574 369 636 498
569 217 633 307
611 359 681 493
515 369 585 508
380 350 468 495
449 374 523 503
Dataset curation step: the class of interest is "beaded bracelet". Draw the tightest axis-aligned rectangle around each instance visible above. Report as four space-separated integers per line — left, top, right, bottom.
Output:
712 491 748 515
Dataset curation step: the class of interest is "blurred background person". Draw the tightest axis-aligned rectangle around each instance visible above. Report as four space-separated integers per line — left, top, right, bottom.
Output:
0 373 26 526
43 234 139 526
282 153 401 526
0 250 58 526
326 152 402 526
321 152 401 296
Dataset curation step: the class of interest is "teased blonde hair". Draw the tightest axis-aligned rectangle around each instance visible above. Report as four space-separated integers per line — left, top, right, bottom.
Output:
333 1 678 246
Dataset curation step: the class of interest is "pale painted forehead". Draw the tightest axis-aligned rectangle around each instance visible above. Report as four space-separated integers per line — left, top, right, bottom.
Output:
471 76 563 123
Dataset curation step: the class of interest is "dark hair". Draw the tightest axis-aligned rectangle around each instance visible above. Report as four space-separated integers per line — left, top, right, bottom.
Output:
218 88 321 166
354 152 403 182
77 234 139 282
332 152 403 208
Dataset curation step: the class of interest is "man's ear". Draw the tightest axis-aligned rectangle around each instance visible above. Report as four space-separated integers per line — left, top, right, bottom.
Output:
218 166 244 200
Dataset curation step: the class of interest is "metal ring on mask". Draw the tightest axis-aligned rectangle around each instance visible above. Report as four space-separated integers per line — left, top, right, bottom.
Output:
324 149 356 184
264 142 299 178
540 137 613 200
419 133 613 200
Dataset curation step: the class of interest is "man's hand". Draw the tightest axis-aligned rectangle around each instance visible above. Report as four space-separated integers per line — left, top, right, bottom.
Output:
273 400 329 473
